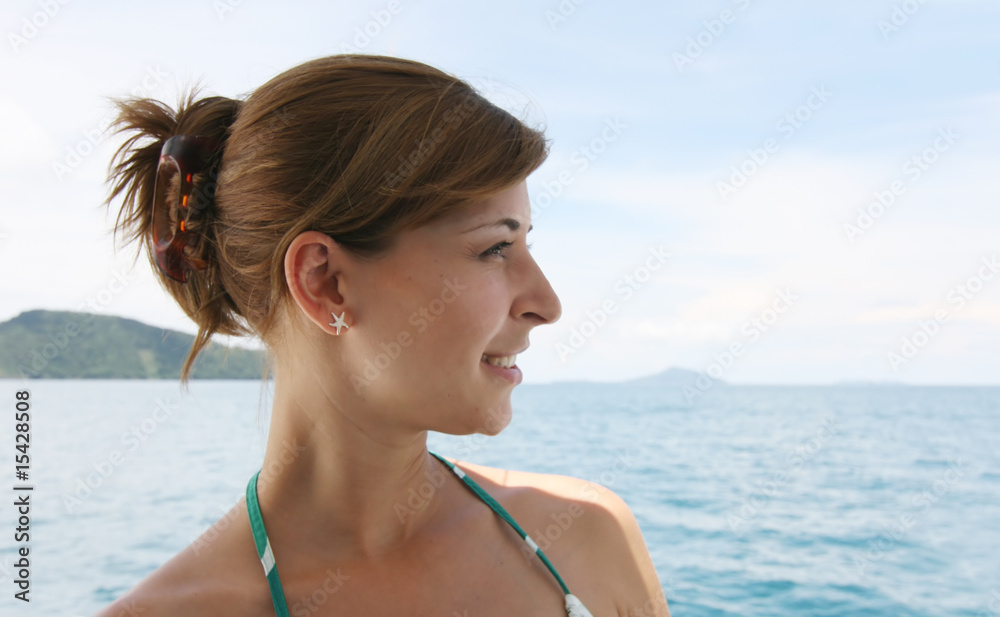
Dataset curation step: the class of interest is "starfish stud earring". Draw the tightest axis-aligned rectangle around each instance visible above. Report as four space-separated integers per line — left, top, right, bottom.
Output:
328 311 349 335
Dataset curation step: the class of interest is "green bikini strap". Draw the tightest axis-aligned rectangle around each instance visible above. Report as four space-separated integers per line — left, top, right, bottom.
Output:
246 469 291 617
428 450 573 596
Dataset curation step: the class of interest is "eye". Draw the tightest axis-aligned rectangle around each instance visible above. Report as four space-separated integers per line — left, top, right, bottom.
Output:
480 239 533 260
482 241 514 259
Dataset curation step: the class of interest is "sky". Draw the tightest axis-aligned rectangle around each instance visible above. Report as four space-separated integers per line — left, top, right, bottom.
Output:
1 0 998 385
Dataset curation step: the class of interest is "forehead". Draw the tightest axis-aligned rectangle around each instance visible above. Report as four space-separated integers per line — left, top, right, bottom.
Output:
443 180 533 234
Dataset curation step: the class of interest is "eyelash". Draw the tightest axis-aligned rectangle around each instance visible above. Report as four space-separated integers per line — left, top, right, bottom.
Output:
483 240 532 259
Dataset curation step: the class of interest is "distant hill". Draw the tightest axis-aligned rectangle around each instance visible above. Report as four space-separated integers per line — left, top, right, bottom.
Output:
0 310 266 379
832 379 909 387
621 367 728 387
550 367 725 387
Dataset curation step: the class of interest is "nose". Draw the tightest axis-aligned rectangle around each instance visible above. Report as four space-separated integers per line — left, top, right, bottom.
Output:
516 255 562 326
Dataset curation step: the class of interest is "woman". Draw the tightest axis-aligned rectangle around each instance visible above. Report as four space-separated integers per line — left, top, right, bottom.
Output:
96 54 669 617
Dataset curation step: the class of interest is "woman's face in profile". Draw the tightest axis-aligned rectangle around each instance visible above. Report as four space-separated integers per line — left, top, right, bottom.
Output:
344 179 562 436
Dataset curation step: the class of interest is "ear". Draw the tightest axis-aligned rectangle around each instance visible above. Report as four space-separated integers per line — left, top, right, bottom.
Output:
284 230 350 334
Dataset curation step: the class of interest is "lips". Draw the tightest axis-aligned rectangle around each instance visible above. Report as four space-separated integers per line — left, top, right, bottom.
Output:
481 346 527 369
480 351 524 385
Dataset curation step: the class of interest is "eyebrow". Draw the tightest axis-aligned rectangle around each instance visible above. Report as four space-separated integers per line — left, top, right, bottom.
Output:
462 218 533 234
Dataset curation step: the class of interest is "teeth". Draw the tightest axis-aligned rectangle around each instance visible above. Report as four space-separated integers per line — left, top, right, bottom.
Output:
481 354 517 369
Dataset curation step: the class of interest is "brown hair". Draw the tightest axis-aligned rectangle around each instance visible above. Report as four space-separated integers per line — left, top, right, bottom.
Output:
105 54 550 383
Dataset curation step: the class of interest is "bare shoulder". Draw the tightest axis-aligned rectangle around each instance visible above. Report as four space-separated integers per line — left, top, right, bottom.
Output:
91 498 269 617
441 456 671 616
447 455 629 518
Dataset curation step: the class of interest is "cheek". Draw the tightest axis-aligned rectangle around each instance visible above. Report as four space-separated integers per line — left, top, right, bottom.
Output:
441 291 501 346
380 287 483 366
376 265 506 362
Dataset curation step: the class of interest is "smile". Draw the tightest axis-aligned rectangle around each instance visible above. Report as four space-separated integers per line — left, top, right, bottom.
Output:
481 353 517 369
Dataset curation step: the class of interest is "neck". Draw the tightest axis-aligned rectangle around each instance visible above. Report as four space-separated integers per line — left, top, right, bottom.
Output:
253 366 453 567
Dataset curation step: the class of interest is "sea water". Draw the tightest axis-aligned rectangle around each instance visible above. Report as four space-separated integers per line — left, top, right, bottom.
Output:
0 380 996 616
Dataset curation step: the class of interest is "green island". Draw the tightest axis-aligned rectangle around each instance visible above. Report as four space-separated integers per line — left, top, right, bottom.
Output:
0 310 266 379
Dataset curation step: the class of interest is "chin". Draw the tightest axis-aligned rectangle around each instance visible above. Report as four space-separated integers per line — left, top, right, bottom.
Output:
475 403 512 436
434 403 512 437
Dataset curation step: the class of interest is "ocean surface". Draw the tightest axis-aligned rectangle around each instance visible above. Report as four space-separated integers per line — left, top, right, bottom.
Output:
0 380 997 616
